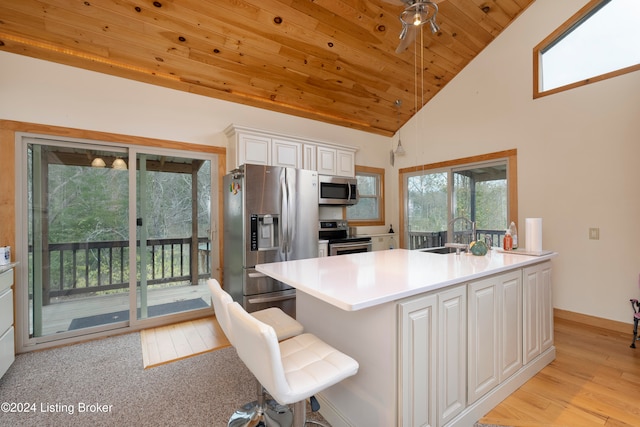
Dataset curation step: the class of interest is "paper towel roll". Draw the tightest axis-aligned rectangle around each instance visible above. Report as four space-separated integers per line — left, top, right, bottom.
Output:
525 218 543 252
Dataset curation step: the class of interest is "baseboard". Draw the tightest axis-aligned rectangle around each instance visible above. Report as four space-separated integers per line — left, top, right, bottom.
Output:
554 308 632 334
314 393 355 427
446 346 556 427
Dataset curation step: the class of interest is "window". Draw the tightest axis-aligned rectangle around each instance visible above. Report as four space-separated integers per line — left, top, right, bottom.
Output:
535 0 640 97
346 166 385 226
399 150 517 249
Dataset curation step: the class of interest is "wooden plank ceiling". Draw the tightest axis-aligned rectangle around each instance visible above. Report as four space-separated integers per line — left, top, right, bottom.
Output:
0 0 534 136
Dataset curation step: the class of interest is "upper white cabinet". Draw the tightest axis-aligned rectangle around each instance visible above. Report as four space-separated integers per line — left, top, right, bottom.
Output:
272 138 302 168
237 133 271 166
225 125 355 176
317 146 355 177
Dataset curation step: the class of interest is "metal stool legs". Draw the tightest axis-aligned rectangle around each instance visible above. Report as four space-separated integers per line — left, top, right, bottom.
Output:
228 380 293 427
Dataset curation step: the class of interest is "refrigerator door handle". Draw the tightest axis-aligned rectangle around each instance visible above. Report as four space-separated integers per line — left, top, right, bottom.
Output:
281 172 289 254
248 293 296 304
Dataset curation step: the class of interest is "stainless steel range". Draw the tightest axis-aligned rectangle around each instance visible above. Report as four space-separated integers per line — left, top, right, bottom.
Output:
319 220 372 256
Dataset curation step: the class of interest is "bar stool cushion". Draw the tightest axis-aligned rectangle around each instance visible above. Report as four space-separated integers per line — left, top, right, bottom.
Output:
252 307 304 341
228 302 359 406
208 278 303 343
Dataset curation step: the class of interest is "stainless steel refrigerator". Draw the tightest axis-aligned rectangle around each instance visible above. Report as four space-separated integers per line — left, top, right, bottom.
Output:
223 164 319 318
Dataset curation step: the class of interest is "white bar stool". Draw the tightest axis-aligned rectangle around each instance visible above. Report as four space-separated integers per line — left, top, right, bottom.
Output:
208 279 303 427
227 301 359 427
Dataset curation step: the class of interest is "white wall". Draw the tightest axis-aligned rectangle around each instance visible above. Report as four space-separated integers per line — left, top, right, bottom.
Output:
391 0 640 324
0 50 395 231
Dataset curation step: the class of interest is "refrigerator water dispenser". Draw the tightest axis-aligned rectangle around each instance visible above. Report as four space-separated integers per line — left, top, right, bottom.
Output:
250 214 279 251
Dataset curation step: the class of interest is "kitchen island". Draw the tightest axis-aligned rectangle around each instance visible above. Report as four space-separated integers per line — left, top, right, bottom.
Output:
256 249 556 427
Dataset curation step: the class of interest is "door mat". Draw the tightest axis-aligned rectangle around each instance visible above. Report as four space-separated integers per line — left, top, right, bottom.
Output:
141 316 230 368
68 298 209 330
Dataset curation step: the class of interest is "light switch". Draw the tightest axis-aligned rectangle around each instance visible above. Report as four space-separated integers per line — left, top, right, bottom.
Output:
589 227 600 240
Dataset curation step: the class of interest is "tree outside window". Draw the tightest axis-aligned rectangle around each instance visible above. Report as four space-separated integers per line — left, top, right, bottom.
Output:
346 166 385 226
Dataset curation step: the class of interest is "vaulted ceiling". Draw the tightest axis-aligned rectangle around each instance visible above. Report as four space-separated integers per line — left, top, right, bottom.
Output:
0 0 534 136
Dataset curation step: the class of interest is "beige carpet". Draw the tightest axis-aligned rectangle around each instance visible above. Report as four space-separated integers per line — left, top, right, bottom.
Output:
141 316 230 368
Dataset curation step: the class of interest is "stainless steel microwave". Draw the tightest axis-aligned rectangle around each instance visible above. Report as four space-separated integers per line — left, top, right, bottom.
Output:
318 175 358 205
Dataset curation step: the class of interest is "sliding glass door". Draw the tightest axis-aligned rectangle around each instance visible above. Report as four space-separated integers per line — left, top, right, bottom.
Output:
134 152 212 321
21 138 214 344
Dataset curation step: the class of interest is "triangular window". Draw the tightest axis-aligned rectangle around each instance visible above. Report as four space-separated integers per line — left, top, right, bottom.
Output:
534 0 640 97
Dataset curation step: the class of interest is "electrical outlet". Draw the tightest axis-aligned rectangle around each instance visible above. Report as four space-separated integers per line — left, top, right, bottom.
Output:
589 227 600 240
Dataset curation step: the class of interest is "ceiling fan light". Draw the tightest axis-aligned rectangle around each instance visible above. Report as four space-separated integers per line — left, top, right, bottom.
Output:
413 12 423 26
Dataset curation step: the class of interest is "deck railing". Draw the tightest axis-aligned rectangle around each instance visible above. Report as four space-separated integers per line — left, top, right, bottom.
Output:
408 229 506 250
37 237 211 304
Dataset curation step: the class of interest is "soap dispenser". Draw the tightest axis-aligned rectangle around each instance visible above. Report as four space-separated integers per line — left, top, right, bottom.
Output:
503 229 513 251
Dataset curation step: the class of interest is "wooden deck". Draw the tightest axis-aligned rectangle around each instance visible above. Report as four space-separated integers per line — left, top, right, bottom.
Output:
39 281 212 336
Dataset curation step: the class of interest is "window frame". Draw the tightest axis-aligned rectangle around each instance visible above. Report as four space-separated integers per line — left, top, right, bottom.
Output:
534 0 640 99
398 150 517 249
346 165 385 226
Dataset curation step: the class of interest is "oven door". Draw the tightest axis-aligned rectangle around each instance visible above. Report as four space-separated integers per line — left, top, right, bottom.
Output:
329 240 372 256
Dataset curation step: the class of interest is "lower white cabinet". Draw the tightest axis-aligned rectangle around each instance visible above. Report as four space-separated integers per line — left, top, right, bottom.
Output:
437 285 467 426
398 284 466 427
0 268 15 378
523 261 553 364
399 293 438 427
398 262 553 427
318 240 328 257
467 270 522 404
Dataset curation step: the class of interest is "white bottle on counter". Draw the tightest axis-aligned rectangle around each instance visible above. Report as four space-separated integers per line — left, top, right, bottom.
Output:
509 221 518 249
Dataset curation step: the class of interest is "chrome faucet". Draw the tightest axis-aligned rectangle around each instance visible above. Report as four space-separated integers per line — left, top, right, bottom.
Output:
449 216 476 247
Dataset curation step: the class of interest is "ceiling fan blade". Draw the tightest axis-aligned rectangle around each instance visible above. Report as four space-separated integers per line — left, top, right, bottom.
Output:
396 25 417 54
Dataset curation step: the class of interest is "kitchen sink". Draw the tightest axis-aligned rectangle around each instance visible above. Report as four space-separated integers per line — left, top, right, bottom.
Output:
419 246 467 254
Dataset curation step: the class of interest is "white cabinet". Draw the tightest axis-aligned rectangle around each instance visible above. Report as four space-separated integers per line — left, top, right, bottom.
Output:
0 268 15 378
398 284 466 427
437 285 466 426
236 132 272 166
399 293 437 427
318 240 328 258
523 261 553 364
225 125 355 176
303 143 316 171
467 270 522 404
228 130 303 169
317 145 355 177
272 138 302 168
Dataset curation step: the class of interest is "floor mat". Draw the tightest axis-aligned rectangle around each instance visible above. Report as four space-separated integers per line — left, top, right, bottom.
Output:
68 298 209 330
141 316 231 368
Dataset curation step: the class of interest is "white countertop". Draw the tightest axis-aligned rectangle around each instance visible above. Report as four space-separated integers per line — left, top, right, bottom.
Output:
256 249 556 311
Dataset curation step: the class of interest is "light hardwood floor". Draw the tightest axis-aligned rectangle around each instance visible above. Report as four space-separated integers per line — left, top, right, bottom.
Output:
140 316 230 368
479 316 640 426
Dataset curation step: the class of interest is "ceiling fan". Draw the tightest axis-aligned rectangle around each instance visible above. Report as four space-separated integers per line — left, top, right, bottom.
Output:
385 0 442 53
